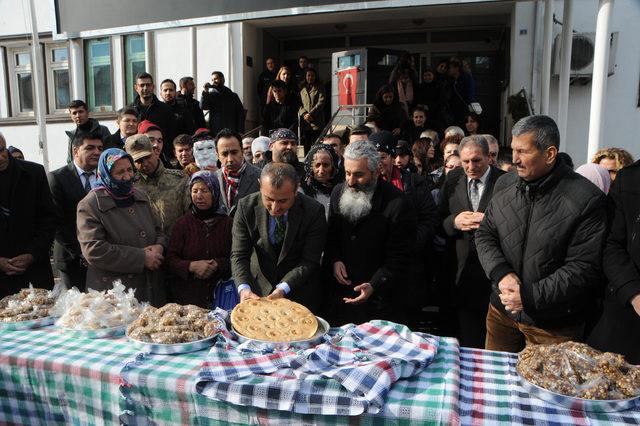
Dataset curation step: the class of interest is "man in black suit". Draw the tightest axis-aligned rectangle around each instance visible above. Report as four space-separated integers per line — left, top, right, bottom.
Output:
231 163 327 312
439 135 505 348
48 133 104 290
0 132 57 297
214 129 261 216
104 107 139 150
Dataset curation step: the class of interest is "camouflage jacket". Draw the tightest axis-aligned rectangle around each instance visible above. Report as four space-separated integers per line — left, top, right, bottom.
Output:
135 162 190 237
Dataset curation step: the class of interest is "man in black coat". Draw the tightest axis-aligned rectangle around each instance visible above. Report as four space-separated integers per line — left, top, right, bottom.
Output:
257 57 277 113
104 107 139 150
588 161 640 364
48 133 103 290
372 131 439 328
178 76 206 129
201 71 245 135
475 116 607 352
260 80 298 136
439 135 505 348
160 79 196 138
129 72 177 161
0 133 57 297
324 140 417 325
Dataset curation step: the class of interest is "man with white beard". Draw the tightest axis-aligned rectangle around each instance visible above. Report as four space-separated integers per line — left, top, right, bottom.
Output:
324 140 417 325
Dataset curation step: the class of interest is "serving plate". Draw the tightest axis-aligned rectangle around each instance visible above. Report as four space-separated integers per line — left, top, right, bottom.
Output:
58 324 127 339
0 315 56 331
232 316 330 351
127 334 218 355
518 373 640 413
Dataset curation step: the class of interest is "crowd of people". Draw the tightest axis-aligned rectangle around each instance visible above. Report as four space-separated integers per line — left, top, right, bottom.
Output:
1 61 639 365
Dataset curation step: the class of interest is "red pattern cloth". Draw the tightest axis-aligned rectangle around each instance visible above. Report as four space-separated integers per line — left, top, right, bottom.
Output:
382 167 404 192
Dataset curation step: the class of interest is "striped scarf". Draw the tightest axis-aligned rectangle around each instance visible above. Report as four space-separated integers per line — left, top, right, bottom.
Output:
222 161 247 208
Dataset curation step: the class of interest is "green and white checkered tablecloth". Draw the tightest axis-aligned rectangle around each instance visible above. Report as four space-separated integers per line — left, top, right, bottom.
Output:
0 326 461 425
0 327 135 425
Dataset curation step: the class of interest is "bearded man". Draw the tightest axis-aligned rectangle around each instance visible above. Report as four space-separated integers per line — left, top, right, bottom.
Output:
323 140 417 325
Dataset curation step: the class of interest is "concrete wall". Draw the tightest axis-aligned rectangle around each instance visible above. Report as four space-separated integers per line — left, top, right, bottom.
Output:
0 0 52 37
547 0 640 164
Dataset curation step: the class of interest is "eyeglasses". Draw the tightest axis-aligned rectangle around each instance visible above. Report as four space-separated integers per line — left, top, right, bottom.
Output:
489 152 498 158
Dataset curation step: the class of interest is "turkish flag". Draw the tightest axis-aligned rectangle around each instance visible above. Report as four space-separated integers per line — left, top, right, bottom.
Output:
338 67 358 106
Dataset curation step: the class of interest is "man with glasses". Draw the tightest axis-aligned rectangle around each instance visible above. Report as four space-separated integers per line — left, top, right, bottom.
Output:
483 134 500 167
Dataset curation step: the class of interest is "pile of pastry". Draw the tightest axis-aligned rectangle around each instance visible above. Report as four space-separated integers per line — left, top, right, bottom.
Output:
518 341 640 400
127 303 221 344
0 287 56 322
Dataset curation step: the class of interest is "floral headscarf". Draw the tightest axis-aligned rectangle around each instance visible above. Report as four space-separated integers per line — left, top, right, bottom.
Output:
189 170 227 219
95 148 135 203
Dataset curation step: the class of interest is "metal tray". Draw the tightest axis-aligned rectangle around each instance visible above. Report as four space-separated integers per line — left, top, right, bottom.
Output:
127 334 218 355
232 316 330 351
519 373 640 412
0 315 56 331
58 324 127 339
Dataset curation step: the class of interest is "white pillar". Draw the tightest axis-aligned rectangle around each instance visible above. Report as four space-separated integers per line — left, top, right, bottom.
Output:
189 27 197 79
144 32 155 78
0 48 8 118
587 0 614 161
557 0 574 151
112 36 125 110
69 39 85 101
26 0 49 172
540 0 554 115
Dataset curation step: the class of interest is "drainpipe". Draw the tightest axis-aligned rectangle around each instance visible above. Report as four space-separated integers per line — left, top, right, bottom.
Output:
557 0 574 151
587 0 614 161
540 0 554 115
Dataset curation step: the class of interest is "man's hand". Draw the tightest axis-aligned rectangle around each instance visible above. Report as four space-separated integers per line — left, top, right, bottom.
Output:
454 211 483 231
631 294 640 317
303 113 312 123
267 288 285 300
10 254 34 270
0 257 25 275
145 245 164 256
498 272 523 314
343 283 373 305
240 288 260 302
144 249 164 271
333 261 351 286
189 260 217 279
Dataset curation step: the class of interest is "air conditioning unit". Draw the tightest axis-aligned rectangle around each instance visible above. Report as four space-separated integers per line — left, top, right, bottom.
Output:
552 32 618 78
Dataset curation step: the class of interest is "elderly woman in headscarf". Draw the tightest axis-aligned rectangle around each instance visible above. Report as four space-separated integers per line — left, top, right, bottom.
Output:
77 148 166 305
576 163 611 194
301 144 340 216
166 170 233 308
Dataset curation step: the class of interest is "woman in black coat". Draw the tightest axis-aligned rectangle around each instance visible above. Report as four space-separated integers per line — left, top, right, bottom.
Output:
367 85 407 138
588 161 640 364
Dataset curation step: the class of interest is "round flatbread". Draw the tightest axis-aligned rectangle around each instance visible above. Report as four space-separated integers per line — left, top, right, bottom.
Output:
231 298 318 342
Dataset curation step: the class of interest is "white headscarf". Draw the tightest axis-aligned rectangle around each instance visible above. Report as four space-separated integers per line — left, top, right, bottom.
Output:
576 163 611 194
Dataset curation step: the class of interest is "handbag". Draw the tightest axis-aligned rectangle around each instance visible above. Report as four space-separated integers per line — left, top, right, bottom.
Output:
212 278 240 312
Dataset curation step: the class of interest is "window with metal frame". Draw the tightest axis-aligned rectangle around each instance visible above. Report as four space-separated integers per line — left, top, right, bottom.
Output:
124 34 146 104
85 38 113 112
7 46 34 116
46 43 71 113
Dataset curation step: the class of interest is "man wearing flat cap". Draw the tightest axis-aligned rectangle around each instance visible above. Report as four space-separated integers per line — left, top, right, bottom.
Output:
124 134 189 237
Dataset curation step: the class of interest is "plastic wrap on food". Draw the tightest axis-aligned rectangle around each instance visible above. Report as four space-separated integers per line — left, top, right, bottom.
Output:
517 341 640 400
0 283 65 323
54 281 142 330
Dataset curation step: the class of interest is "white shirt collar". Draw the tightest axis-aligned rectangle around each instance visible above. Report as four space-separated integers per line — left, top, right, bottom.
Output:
467 166 491 185
73 161 92 176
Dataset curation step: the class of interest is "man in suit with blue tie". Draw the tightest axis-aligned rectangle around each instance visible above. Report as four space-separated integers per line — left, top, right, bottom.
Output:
231 162 327 312
439 134 506 348
48 132 104 290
